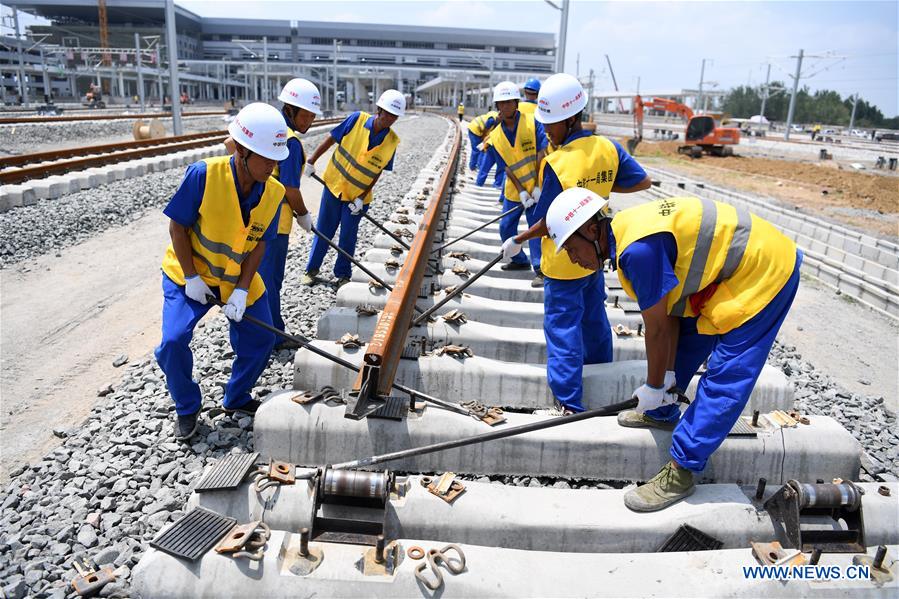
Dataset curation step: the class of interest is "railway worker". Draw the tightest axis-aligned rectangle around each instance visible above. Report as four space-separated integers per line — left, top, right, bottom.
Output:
543 188 802 512
457 102 465 122
300 89 404 287
502 73 651 414
467 108 499 172
487 80 548 286
155 103 289 441
256 78 321 346
517 77 541 116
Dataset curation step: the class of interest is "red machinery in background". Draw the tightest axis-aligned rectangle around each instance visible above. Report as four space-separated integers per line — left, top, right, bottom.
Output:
630 95 740 157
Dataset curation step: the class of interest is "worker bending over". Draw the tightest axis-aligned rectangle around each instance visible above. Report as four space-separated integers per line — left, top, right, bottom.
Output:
517 77 541 116
467 109 498 172
301 90 404 286
487 80 548 286
256 78 321 343
504 74 651 413
156 103 289 440
545 189 801 512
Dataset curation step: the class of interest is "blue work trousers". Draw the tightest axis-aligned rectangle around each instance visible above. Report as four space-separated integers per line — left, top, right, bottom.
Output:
305 187 370 279
467 131 483 170
257 232 289 331
544 273 614 412
155 274 276 416
476 149 505 189
647 250 803 472
499 197 541 270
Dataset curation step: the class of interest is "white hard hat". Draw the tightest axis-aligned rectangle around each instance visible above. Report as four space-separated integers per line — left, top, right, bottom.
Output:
278 78 322 115
535 73 587 124
493 81 521 103
545 187 611 253
376 89 406 117
227 102 290 161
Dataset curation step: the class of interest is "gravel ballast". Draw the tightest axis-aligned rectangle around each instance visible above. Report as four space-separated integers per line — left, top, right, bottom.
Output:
0 114 450 598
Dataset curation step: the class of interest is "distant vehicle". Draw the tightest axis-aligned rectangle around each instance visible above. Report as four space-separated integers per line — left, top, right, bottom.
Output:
790 124 804 132
850 129 868 138
821 128 836 136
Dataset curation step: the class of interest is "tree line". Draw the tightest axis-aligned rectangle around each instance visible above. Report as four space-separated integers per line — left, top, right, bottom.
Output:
722 82 898 129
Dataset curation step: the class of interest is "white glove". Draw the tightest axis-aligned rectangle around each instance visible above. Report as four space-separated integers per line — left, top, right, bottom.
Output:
521 193 537 210
303 162 316 178
295 211 313 232
501 237 524 262
664 370 677 392
348 198 364 216
478 142 487 152
184 275 214 305
531 186 542 204
632 383 678 414
223 288 248 322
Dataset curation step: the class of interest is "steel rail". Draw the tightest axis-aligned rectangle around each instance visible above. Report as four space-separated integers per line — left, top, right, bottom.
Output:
0 110 228 125
353 117 462 397
0 117 345 185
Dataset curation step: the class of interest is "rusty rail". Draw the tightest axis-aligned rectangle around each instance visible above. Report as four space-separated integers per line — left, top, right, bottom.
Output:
0 110 228 125
352 117 461 402
1 117 344 185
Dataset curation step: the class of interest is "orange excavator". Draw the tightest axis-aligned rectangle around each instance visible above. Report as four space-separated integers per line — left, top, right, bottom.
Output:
629 95 740 157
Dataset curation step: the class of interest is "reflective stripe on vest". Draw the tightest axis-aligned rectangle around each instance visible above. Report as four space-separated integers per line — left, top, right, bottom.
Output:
611 196 796 335
322 112 400 204
538 135 619 280
488 111 539 200
272 127 303 235
161 156 284 305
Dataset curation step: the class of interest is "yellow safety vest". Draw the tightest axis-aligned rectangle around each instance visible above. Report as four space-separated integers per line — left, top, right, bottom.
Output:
467 111 498 136
611 197 797 335
322 111 400 205
488 112 539 200
272 127 304 235
518 101 537 116
161 156 284 306
457 104 465 115
538 134 619 280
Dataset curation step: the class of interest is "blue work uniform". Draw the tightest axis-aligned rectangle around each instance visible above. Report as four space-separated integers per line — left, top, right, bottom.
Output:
476 144 505 189
489 112 548 271
257 114 304 331
611 226 803 472
155 158 279 416
305 111 396 279
534 131 647 411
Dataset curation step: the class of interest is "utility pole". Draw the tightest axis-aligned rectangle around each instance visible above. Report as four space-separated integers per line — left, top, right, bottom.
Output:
262 36 268 101
784 48 804 141
759 62 771 120
576 52 580 77
557 0 569 72
636 75 640 95
848 93 859 131
164 0 182 134
604 54 624 113
697 58 707 113
39 45 50 101
135 33 145 111
155 46 164 105
332 39 338 112
11 5 28 104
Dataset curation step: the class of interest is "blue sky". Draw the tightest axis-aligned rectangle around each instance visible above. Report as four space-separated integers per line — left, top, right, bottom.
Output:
7 1 897 116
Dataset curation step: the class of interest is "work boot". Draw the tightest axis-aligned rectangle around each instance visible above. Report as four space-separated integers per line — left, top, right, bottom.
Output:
530 269 545 288
624 461 695 512
501 262 530 271
335 277 351 288
300 270 319 286
617 410 677 430
174 410 200 441
224 399 262 416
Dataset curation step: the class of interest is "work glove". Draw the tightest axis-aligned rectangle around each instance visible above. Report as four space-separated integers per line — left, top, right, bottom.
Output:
295 211 313 233
478 142 487 152
303 162 316 178
184 275 214 305
632 383 678 414
223 288 248 322
348 198 364 216
531 186 542 205
664 370 677 393
501 237 524 262
518 190 536 209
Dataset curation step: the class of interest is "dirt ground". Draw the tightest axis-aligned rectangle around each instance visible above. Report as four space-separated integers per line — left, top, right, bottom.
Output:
628 140 899 239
